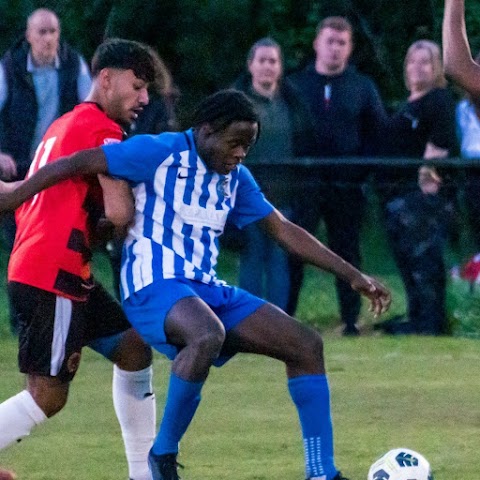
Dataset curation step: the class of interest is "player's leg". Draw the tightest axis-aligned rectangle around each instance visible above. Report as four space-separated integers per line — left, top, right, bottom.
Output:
150 296 226 480
122 280 227 480
0 282 80 450
155 296 225 460
224 302 342 480
86 283 155 480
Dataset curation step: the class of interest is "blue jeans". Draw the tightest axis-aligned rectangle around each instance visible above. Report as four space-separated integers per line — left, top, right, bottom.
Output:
238 220 290 311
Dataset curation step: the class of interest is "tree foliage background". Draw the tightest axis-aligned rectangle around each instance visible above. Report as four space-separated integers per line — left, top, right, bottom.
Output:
2 0 480 123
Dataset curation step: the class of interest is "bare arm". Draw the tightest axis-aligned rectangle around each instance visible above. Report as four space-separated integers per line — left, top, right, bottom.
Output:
259 209 391 316
0 147 107 212
97 174 134 227
443 0 480 97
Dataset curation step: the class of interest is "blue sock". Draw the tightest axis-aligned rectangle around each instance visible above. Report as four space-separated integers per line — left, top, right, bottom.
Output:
288 374 337 480
152 373 203 455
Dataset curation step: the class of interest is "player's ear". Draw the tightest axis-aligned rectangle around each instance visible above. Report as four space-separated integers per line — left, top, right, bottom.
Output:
98 67 112 90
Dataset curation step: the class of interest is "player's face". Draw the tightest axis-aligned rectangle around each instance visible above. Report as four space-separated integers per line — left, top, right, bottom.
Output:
406 47 435 93
248 46 282 91
26 11 60 66
198 121 258 175
313 27 352 74
104 69 150 127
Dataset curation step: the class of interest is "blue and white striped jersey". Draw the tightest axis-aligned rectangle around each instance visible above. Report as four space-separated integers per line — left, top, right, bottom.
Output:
102 129 274 299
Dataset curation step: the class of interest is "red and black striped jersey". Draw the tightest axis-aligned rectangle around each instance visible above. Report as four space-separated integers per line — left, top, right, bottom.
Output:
8 103 123 300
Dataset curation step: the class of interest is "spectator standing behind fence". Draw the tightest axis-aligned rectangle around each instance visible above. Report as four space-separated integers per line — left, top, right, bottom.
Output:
375 40 457 336
232 37 317 310
0 8 92 251
107 47 179 299
455 55 480 251
287 16 386 335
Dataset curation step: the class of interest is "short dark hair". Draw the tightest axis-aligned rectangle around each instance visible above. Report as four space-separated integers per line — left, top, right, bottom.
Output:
316 16 353 36
91 38 156 83
191 89 260 132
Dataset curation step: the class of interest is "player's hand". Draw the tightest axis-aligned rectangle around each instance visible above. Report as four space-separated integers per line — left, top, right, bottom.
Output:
0 152 17 181
350 273 391 317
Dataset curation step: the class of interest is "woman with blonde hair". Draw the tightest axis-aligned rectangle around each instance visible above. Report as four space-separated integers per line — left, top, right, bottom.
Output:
375 39 457 335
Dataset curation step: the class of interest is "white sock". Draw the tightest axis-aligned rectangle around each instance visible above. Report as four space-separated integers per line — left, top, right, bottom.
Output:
0 390 47 449
113 365 156 480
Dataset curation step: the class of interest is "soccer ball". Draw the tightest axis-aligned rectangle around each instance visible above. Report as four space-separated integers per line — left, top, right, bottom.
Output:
367 448 433 480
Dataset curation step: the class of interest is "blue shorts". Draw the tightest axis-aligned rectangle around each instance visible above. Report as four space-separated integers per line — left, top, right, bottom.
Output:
122 278 266 365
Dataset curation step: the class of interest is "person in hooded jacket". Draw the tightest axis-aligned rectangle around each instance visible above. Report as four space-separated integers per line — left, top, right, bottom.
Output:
288 16 387 334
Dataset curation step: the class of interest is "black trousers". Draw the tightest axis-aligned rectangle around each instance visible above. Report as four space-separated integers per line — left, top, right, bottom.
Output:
287 182 365 327
384 191 449 335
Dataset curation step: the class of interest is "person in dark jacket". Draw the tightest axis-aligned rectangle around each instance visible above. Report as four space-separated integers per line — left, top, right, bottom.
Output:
0 8 91 252
375 40 457 336
232 37 317 310
288 16 387 335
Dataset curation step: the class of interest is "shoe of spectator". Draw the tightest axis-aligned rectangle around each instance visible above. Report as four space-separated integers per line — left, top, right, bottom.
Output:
374 315 414 335
342 325 360 336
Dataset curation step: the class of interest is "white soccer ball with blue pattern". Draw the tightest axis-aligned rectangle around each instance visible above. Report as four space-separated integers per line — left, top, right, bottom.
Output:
367 448 433 480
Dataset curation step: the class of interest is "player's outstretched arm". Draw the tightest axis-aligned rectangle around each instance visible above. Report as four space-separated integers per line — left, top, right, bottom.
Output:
443 0 480 97
260 209 391 317
0 147 108 212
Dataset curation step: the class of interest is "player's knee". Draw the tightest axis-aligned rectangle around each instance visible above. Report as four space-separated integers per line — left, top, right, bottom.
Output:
306 332 324 359
29 388 68 418
296 331 324 365
193 328 226 362
44 396 68 417
110 329 153 370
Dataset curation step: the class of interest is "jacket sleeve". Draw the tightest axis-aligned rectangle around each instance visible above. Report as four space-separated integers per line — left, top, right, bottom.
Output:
360 77 387 155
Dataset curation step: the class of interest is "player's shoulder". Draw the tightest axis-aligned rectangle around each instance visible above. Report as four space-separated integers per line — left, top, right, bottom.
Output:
235 164 256 184
154 130 189 150
133 130 190 157
57 103 116 129
75 103 122 138
116 131 188 166
48 103 122 149
130 130 185 145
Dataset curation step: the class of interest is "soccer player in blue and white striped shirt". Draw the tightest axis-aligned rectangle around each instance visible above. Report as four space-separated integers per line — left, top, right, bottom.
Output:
0 89 391 480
